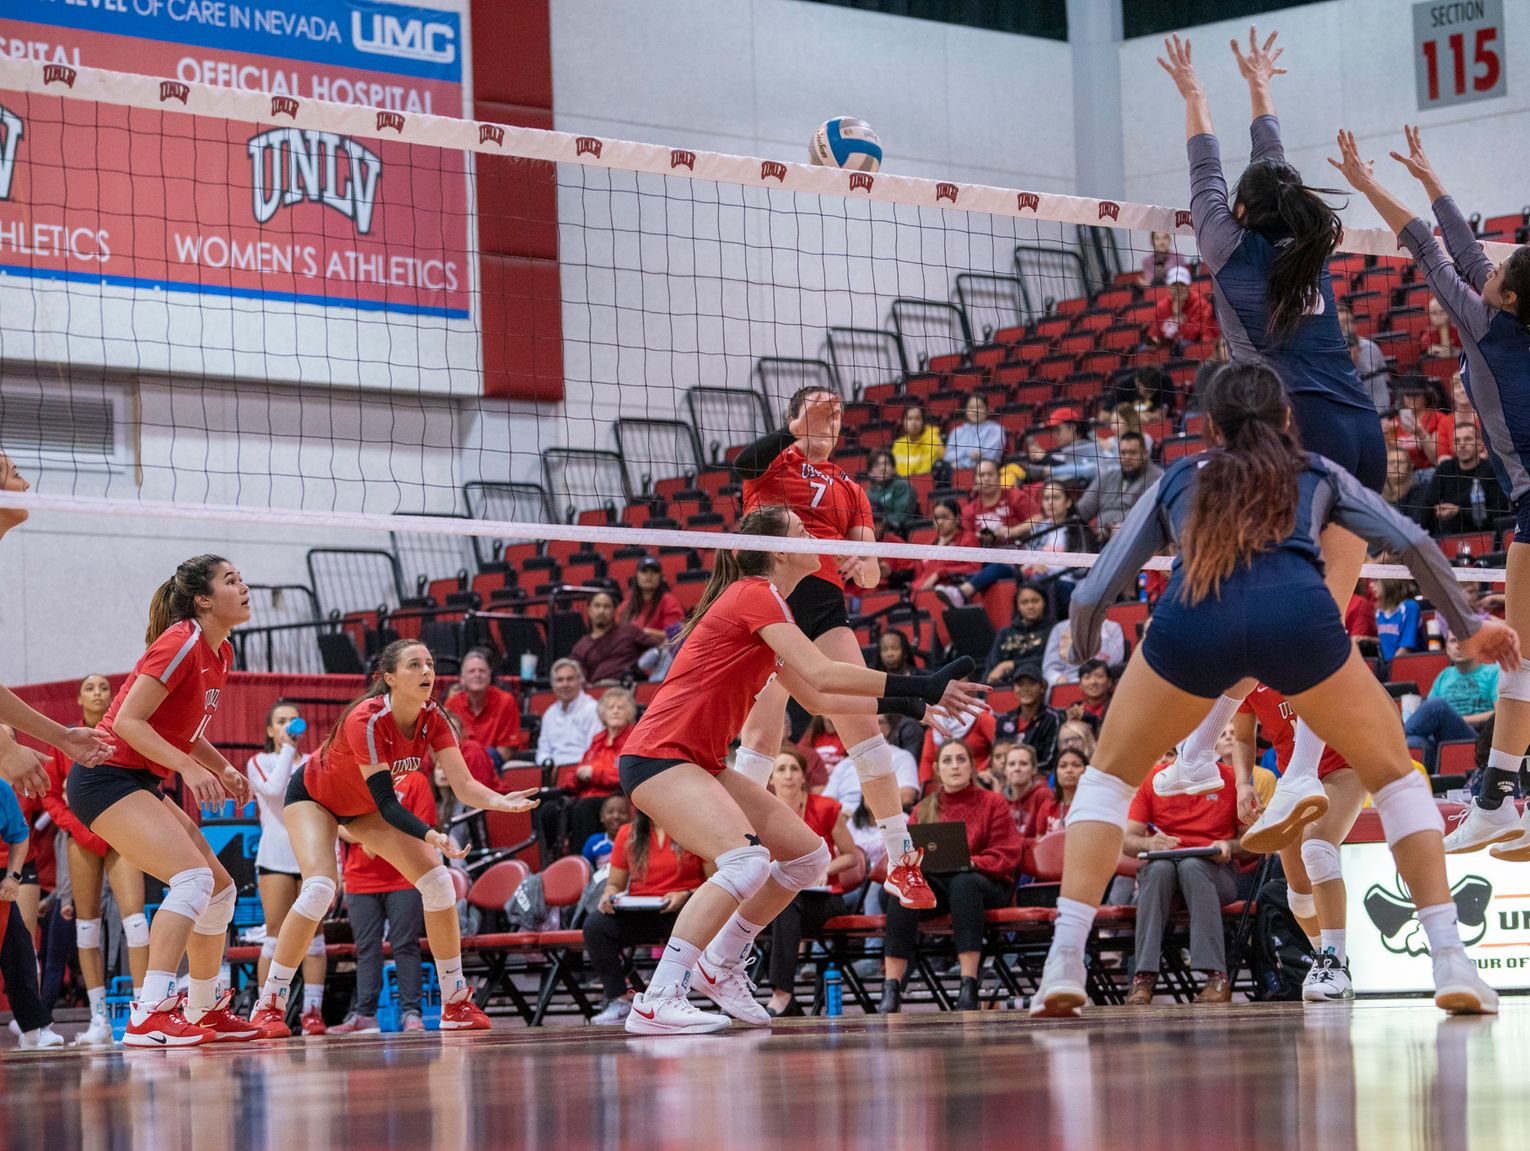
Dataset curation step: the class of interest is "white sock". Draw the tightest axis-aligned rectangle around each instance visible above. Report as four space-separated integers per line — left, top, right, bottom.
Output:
1285 719 1325 784
650 936 703 995
1306 934 1322 951
1178 694 1243 762
877 813 913 862
185 975 219 1022
705 912 766 967
261 960 298 1006
303 982 325 1011
436 955 467 1003
87 986 106 1016
1319 930 1346 964
134 970 179 1018
1053 897 1097 953
1418 902 1463 954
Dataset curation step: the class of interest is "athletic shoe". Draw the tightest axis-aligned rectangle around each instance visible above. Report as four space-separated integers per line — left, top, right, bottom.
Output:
1443 801 1522 854
73 1011 115 1047
1301 950 1354 1002
1029 945 1088 1018
1153 751 1224 797
1242 773 1329 854
14 1023 66 1049
693 954 771 1026
439 997 492 1031
885 850 937 910
299 1006 328 1036
936 585 967 609
589 998 633 1026
122 996 214 1048
624 986 730 1036
402 1012 426 1033
1432 946 1498 1015
248 995 293 1040
1486 806 1530 862
327 1013 381 1035
194 992 261 1042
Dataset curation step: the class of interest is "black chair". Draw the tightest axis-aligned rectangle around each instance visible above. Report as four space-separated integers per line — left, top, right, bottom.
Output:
942 606 996 665
317 632 366 675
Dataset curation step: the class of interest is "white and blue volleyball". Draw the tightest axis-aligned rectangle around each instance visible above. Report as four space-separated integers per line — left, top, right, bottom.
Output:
809 117 882 173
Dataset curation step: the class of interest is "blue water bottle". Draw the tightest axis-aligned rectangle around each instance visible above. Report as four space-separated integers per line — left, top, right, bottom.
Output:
1136 571 1149 602
824 963 843 1017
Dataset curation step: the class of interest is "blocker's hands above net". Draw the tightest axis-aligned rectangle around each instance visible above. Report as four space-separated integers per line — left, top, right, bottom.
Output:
1157 34 1203 101
1230 26 1285 87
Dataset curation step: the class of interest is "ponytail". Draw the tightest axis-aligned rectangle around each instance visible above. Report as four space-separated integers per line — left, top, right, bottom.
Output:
317 638 426 761
1233 161 1343 343
673 505 794 644
146 554 229 644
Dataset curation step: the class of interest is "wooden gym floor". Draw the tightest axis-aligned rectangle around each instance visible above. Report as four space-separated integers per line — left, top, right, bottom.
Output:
2 999 1527 1151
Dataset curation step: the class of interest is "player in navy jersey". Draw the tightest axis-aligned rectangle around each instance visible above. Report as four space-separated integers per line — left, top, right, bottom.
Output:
1153 29 1386 850
1331 125 1530 860
1030 363 1512 1019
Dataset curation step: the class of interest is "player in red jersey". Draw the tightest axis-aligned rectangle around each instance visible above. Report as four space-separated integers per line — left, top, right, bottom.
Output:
248 638 540 1037
1233 684 1366 1001
615 506 984 1034
65 556 260 1047
734 386 936 912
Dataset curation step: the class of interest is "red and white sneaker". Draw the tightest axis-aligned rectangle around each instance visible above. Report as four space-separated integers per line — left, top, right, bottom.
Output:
439 996 492 1031
693 955 771 1026
248 995 293 1040
122 995 215 1048
884 850 936 909
299 1006 328 1036
193 992 261 1042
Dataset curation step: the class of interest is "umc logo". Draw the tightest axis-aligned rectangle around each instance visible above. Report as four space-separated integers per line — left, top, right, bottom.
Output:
848 172 874 193
271 96 300 119
575 136 603 158
1016 192 1039 213
352 12 456 64
670 149 695 171
1175 209 1193 228
247 129 382 234
1365 874 1492 956
479 124 504 146
160 80 190 105
376 110 405 133
42 64 76 88
1098 200 1121 221
0 107 21 201
760 161 786 182
935 183 959 204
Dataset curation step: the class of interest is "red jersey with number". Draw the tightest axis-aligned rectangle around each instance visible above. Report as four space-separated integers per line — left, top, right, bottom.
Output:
624 578 794 774
1238 686 1350 780
303 697 459 818
742 445 872 588
97 621 232 779
342 771 438 893
610 821 705 897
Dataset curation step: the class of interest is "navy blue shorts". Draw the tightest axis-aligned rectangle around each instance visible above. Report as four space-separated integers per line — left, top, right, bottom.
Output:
1288 390 1387 493
1514 492 1530 545
1141 553 1353 698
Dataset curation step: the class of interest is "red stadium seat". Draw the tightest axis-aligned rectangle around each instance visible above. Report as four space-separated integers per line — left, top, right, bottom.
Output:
1160 434 1205 462
1048 682 1084 709
467 860 530 913
1389 652 1448 694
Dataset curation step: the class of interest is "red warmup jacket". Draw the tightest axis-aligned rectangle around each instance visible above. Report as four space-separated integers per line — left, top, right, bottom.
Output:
556 725 633 799
912 783 1023 885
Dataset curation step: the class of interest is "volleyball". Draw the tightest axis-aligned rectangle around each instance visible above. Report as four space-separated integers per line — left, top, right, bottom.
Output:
809 116 883 172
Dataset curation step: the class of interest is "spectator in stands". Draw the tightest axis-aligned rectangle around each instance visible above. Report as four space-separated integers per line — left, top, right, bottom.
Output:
1373 578 1421 679
763 747 859 1017
1420 295 1461 360
892 402 943 477
581 794 631 868
1337 301 1391 413
873 630 916 676
1122 757 1243 1004
1067 658 1115 725
933 459 1039 607
0 772 61 1047
1077 431 1163 537
979 739 1013 791
995 660 1063 770
1057 721 1097 762
944 394 1005 469
1138 230 1189 287
879 739 1021 1013
570 590 658 685
1405 628 1498 769
864 448 918 535
1043 616 1126 686
559 687 637 852
330 767 436 1034
445 649 526 767
1147 266 1216 349
911 499 981 593
799 715 847 780
983 583 1056 685
880 710 925 766
1103 404 1155 459
1383 444 1431 526
584 810 705 1025
1424 422 1508 535
1043 418 1104 486
823 718 920 816
1002 743 1057 841
1016 482 1095 611
0 450 30 541
534 659 603 768
1045 747 1088 832
871 513 918 588
1389 379 1448 474
626 558 685 681
918 705 997 787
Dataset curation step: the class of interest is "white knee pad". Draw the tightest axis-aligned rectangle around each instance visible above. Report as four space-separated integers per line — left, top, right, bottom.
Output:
708 844 772 904
75 917 102 951
121 912 150 949
1286 889 1316 920
193 882 237 937
1498 664 1530 702
1374 772 1445 848
415 865 457 913
290 875 337 922
848 736 894 783
1300 839 1343 887
1067 767 1137 829
731 746 774 787
769 841 832 893
159 867 215 924
261 937 278 959
306 934 328 958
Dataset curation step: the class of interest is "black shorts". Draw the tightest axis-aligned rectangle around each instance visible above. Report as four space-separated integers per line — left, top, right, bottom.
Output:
15 861 38 885
1288 390 1388 492
787 575 851 641
618 755 689 795
283 766 357 824
256 865 301 879
66 763 163 829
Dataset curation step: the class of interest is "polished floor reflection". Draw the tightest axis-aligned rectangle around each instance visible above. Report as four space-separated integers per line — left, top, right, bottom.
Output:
3 1001 1528 1151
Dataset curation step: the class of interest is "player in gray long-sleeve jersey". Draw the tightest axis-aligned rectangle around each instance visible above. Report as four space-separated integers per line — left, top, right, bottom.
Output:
1332 125 1530 860
1029 362 1515 1021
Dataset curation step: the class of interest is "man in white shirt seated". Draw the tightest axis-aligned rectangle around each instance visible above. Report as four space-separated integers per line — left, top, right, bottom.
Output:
820 713 921 813
535 658 603 767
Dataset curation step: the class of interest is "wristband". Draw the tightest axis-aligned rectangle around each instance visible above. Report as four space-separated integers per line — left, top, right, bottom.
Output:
875 697 927 721
886 656 976 703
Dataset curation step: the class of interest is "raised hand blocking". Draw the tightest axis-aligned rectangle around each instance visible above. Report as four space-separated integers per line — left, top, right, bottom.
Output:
1231 26 1286 86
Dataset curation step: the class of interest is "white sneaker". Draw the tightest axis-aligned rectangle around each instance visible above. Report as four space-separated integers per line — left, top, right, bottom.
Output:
1444 801 1522 854
624 985 730 1035
1242 772 1329 854
1301 950 1354 1002
693 954 771 1026
1029 945 1088 1018
1486 806 1530 862
1153 751 1224 797
936 585 967 609
589 997 633 1026
15 1024 65 1049
73 1011 116 1047
1432 946 1498 1015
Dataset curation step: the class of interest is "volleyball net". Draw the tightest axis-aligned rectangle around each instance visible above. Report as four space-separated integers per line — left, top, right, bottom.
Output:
0 58 1510 672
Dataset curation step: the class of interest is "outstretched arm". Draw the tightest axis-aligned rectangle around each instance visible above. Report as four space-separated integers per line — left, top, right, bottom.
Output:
1159 34 1213 140
1231 26 1287 157
1163 36 1243 273
1392 125 1494 291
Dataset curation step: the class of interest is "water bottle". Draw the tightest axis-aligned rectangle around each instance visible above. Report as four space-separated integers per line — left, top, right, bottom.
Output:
287 717 307 740
519 651 537 680
824 963 843 1017
1136 571 1149 603
1470 477 1486 527
1426 616 1443 651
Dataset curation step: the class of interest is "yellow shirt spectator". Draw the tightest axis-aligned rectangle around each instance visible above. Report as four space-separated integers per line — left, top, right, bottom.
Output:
891 405 944 476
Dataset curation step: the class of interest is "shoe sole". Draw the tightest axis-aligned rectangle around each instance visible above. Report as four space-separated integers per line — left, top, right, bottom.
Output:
1154 776 1224 797
1435 986 1499 1015
210 1031 261 1042
438 1023 492 1031
1488 835 1530 862
122 1033 210 1048
1445 828 1523 855
1241 795 1329 854
1029 986 1086 1018
1302 991 1354 1002
883 880 936 909
624 1014 731 1035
